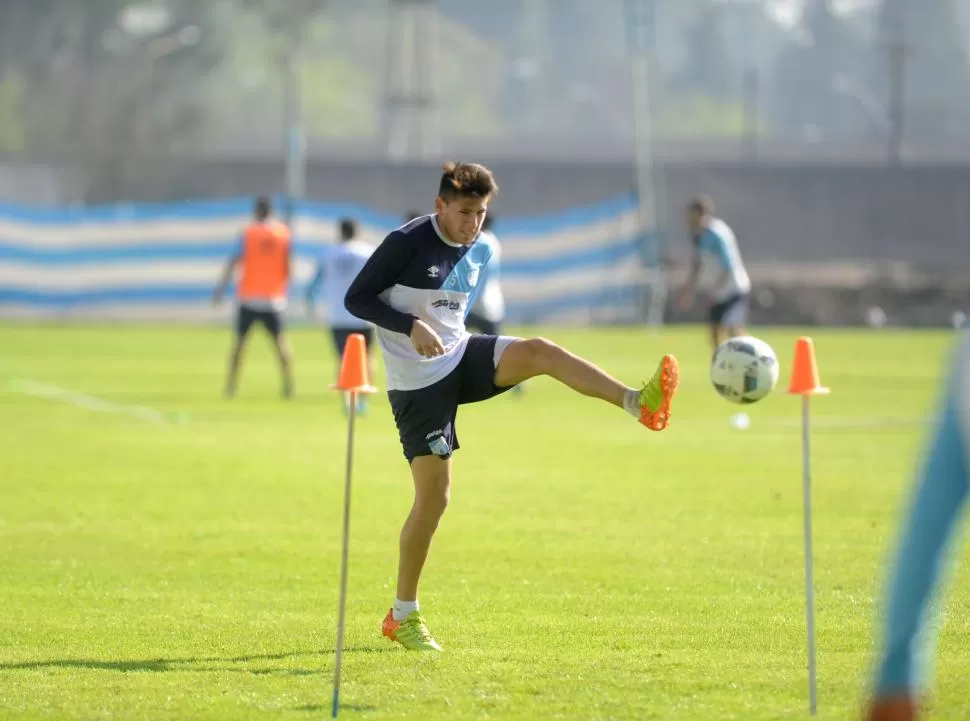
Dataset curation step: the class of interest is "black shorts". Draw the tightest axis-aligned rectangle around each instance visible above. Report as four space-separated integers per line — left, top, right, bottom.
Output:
331 327 375 358
708 293 749 327
387 334 517 463
237 306 284 338
465 311 501 337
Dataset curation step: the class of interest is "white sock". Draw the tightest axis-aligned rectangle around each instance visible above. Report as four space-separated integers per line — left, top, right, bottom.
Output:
622 388 641 419
392 598 419 622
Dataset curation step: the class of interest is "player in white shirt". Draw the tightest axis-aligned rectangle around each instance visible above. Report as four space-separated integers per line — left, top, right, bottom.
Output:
306 217 376 412
677 196 752 351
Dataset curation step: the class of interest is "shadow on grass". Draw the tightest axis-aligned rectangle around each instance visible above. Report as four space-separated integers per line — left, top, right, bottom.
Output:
0 647 389 675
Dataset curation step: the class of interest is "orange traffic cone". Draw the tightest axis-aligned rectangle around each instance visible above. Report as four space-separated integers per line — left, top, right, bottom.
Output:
332 333 377 394
788 336 829 396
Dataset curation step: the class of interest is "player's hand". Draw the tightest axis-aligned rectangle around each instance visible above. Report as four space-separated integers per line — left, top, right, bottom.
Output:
410 319 445 358
676 290 693 310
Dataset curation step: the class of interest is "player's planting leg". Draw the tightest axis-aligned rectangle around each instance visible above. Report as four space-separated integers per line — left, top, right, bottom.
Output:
382 454 448 651
225 336 248 398
273 335 294 399
710 325 725 354
494 337 679 431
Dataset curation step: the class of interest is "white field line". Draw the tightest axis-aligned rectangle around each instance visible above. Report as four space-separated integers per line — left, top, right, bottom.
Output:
10 379 184 425
686 415 927 430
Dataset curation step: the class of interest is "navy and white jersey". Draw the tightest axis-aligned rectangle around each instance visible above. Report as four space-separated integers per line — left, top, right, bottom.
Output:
694 218 751 302
344 214 496 391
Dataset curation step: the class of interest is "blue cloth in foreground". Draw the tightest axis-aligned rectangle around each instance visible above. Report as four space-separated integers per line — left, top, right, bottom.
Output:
874 334 970 694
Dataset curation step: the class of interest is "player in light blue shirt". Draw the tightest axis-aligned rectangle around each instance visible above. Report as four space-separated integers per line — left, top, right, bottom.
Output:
306 217 376 413
677 196 752 351
867 333 969 720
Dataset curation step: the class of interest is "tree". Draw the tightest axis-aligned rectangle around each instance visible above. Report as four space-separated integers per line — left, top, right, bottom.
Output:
769 0 867 139
0 0 233 201
672 3 735 102
875 0 970 142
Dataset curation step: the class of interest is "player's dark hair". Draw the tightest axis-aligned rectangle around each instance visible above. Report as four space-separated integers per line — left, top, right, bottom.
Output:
339 217 357 242
437 162 498 202
482 213 495 232
688 196 714 216
254 195 272 220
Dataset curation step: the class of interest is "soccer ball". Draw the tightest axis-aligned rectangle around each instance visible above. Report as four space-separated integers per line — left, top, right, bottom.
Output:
710 335 780 404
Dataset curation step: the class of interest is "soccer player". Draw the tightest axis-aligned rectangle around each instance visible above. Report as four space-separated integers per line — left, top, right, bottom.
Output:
677 196 752 351
213 195 294 398
305 217 376 413
866 334 969 721
344 161 681 651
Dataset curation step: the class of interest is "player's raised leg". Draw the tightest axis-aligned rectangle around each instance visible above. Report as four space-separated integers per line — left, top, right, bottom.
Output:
494 337 679 431
381 454 448 651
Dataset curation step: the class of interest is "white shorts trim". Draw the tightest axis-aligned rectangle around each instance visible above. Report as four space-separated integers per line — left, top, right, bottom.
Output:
493 335 521 368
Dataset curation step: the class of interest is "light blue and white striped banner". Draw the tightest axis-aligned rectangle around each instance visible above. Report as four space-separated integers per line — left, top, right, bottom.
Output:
0 194 650 324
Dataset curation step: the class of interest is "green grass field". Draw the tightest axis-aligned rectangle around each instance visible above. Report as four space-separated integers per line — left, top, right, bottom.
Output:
1 324 968 721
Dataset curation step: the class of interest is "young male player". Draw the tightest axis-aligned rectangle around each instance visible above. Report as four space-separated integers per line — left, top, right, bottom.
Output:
866 333 970 721
344 161 680 652
677 196 752 351
305 217 376 412
213 196 294 398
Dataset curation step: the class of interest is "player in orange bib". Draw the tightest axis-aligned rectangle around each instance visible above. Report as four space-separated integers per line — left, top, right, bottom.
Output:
213 196 295 398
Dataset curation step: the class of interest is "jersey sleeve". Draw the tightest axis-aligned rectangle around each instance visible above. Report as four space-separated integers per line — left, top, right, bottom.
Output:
873 348 970 695
344 231 418 335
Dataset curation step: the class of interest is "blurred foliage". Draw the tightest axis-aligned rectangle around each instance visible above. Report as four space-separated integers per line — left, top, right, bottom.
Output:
0 0 965 194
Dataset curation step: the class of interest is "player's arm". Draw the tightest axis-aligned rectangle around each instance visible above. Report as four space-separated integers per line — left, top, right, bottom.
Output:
345 233 443 357
284 235 293 281
869 364 969 712
213 236 243 305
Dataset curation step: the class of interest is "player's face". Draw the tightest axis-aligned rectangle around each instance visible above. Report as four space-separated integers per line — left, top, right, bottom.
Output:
435 195 489 245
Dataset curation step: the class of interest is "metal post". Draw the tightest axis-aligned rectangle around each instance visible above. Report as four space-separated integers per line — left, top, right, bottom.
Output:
802 395 818 716
332 394 358 718
282 5 306 225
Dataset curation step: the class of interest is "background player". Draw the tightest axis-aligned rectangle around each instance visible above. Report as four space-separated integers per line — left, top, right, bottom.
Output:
305 217 376 413
213 195 294 398
464 214 523 394
344 161 680 652
677 195 752 351
866 334 970 720
465 213 505 336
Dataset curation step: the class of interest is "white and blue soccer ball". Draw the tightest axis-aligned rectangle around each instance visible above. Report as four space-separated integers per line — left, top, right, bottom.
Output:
710 335 780 404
